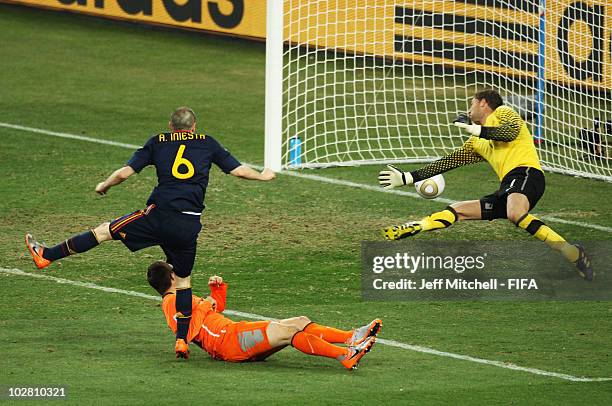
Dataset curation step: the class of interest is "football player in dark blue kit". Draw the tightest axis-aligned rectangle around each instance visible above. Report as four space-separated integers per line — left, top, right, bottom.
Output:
26 106 275 358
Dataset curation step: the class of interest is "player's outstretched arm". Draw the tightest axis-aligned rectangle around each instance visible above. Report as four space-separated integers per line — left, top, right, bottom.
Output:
230 165 276 181
453 109 521 142
378 164 413 189
207 275 227 312
410 145 484 182
378 144 483 189
95 166 135 195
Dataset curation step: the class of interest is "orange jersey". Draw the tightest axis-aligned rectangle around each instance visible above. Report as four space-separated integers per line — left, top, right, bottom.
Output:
161 283 274 362
161 292 234 355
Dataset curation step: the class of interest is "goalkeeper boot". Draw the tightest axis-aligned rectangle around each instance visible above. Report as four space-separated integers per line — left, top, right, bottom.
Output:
25 234 51 269
347 319 382 347
574 244 593 281
382 221 422 240
175 338 190 359
341 336 376 370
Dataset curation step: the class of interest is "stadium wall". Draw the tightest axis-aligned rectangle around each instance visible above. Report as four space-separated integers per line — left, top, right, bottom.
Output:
3 0 610 90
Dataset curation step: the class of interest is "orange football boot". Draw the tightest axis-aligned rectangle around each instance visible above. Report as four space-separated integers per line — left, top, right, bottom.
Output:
25 234 51 269
347 319 382 347
341 336 376 370
175 338 190 359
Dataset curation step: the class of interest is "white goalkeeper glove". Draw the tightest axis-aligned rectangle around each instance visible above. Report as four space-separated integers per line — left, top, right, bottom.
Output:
454 122 482 136
453 113 481 136
378 165 413 189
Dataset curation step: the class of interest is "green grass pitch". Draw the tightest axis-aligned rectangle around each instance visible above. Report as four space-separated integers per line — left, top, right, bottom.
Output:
0 4 611 405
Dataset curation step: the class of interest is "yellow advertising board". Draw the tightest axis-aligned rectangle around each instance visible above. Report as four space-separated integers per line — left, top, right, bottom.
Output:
3 0 611 89
283 0 611 89
545 0 612 89
1 0 268 38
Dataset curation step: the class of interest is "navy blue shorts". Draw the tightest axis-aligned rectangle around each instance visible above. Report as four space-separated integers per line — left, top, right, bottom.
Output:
109 205 202 277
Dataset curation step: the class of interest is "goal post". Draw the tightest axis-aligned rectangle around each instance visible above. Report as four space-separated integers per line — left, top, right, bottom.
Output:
265 0 612 182
264 0 284 172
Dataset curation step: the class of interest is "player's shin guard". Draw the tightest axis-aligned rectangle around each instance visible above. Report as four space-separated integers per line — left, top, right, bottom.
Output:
516 214 579 263
420 206 458 232
175 288 192 341
291 331 347 360
303 322 352 343
42 230 101 261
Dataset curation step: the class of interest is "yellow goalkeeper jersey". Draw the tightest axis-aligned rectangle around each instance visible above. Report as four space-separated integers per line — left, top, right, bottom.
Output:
467 105 542 180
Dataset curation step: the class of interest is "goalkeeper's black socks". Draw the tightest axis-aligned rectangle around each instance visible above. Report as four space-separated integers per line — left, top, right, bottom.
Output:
42 230 101 261
420 206 458 232
516 214 579 263
175 288 193 341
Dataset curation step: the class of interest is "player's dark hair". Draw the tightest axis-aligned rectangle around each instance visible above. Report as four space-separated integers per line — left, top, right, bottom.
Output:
170 106 196 130
147 261 173 295
474 89 504 110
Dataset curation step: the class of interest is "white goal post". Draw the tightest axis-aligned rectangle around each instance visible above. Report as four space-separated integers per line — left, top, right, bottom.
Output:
265 0 612 182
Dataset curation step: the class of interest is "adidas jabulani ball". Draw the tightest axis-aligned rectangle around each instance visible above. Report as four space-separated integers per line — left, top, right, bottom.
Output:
414 174 445 199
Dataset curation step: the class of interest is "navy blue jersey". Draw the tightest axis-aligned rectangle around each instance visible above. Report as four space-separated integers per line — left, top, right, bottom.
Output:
127 131 241 213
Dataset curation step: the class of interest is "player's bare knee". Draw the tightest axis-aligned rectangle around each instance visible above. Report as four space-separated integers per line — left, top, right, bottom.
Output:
290 316 311 330
507 208 527 225
278 316 311 330
507 193 531 224
278 316 311 331
267 322 299 346
297 316 311 328
93 222 112 242
451 200 481 220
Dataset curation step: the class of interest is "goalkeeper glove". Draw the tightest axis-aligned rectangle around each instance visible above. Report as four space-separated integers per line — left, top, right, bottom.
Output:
453 113 471 125
454 122 481 136
453 113 481 136
378 165 413 189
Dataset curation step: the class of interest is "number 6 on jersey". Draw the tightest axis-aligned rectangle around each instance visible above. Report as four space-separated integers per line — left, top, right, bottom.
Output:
172 145 195 179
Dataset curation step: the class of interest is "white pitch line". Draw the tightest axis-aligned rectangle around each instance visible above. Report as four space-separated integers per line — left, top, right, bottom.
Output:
276 170 612 233
2 121 611 234
536 216 612 234
0 122 141 150
0 267 271 321
376 339 612 382
2 267 611 382
278 169 457 205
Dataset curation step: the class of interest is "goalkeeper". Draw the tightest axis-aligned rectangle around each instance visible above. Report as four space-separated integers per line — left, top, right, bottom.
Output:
378 89 593 280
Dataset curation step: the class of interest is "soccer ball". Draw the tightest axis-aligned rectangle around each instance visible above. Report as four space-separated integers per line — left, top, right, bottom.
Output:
414 174 445 199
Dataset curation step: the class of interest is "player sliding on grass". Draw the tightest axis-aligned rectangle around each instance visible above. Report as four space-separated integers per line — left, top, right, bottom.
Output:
26 106 275 359
378 89 593 280
147 261 381 370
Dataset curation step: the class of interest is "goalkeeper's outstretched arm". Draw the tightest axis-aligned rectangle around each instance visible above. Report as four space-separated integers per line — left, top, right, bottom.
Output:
378 143 483 189
411 145 484 182
453 107 522 142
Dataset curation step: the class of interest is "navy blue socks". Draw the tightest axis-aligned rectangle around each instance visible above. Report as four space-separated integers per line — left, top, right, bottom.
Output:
42 230 100 261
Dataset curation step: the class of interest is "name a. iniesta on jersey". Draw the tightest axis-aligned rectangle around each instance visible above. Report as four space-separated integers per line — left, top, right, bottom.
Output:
158 132 207 142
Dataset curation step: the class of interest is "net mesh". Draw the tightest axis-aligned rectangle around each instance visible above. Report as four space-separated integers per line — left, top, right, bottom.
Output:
280 0 612 181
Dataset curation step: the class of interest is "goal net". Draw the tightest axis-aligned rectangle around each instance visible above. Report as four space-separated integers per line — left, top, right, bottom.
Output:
265 0 612 182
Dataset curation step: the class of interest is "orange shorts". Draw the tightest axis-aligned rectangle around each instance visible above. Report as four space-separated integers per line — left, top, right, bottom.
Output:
213 321 278 362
